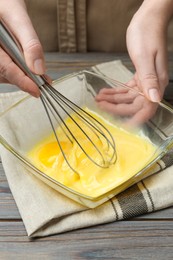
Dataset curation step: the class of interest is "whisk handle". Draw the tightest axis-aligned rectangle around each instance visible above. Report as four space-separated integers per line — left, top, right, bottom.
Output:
0 21 44 87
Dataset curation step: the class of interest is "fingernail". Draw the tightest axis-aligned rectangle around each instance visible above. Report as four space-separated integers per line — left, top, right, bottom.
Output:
34 59 45 75
148 88 161 102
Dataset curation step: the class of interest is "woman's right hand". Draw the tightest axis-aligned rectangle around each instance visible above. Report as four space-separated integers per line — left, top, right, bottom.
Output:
0 0 45 97
126 0 171 103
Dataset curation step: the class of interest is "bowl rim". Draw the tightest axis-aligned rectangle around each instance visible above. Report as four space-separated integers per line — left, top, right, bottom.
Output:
1 69 173 202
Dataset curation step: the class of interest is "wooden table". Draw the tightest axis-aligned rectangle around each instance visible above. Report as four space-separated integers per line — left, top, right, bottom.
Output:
1 53 173 259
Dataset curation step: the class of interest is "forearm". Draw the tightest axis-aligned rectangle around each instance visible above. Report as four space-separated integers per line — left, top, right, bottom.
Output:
136 0 173 26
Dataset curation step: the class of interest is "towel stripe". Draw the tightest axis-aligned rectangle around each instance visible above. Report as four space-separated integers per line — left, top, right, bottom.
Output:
116 184 148 219
162 147 173 168
110 199 119 220
139 181 155 212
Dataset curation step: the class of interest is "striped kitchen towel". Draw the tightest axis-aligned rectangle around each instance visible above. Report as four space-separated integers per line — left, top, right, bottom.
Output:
0 60 173 237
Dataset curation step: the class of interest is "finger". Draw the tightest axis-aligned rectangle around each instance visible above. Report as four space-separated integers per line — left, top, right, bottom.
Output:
96 100 141 116
126 77 137 88
132 53 161 102
0 74 8 83
125 103 158 127
96 90 138 104
0 47 40 97
98 87 128 95
96 87 129 102
155 48 169 98
43 74 52 84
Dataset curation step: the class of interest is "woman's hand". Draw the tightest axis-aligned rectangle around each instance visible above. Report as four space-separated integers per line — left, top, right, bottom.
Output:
95 80 158 127
0 0 45 97
126 0 173 102
95 0 173 126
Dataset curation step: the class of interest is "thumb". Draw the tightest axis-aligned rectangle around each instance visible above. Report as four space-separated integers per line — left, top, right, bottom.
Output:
17 22 45 75
133 55 161 102
4 6 45 75
138 73 161 102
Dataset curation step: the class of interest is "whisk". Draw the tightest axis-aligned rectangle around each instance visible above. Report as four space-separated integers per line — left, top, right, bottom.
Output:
0 21 116 174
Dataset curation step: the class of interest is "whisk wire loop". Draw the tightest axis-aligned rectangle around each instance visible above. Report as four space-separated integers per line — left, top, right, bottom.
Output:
0 21 117 175
43 83 116 151
40 83 117 171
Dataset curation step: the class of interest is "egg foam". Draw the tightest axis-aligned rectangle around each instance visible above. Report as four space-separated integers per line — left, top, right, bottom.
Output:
27 108 157 198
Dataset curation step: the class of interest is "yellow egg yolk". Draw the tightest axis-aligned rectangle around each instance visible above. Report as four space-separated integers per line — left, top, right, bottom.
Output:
27 108 157 198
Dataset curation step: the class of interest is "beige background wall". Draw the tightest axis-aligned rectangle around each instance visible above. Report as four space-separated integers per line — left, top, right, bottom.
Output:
25 0 173 53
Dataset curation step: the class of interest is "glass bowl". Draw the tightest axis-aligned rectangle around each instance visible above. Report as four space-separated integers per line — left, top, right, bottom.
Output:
0 70 173 208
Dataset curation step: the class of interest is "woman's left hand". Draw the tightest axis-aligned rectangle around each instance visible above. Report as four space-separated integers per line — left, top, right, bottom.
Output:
95 78 158 126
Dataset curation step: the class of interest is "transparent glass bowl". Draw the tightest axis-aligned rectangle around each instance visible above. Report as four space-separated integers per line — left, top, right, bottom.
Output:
1 70 173 208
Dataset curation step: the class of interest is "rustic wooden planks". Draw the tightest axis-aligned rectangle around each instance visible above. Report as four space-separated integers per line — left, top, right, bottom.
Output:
0 221 173 259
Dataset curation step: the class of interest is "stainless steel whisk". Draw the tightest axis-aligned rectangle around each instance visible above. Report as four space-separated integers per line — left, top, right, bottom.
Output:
0 21 116 174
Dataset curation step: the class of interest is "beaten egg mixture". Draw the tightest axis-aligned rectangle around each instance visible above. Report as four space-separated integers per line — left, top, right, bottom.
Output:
28 108 157 197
